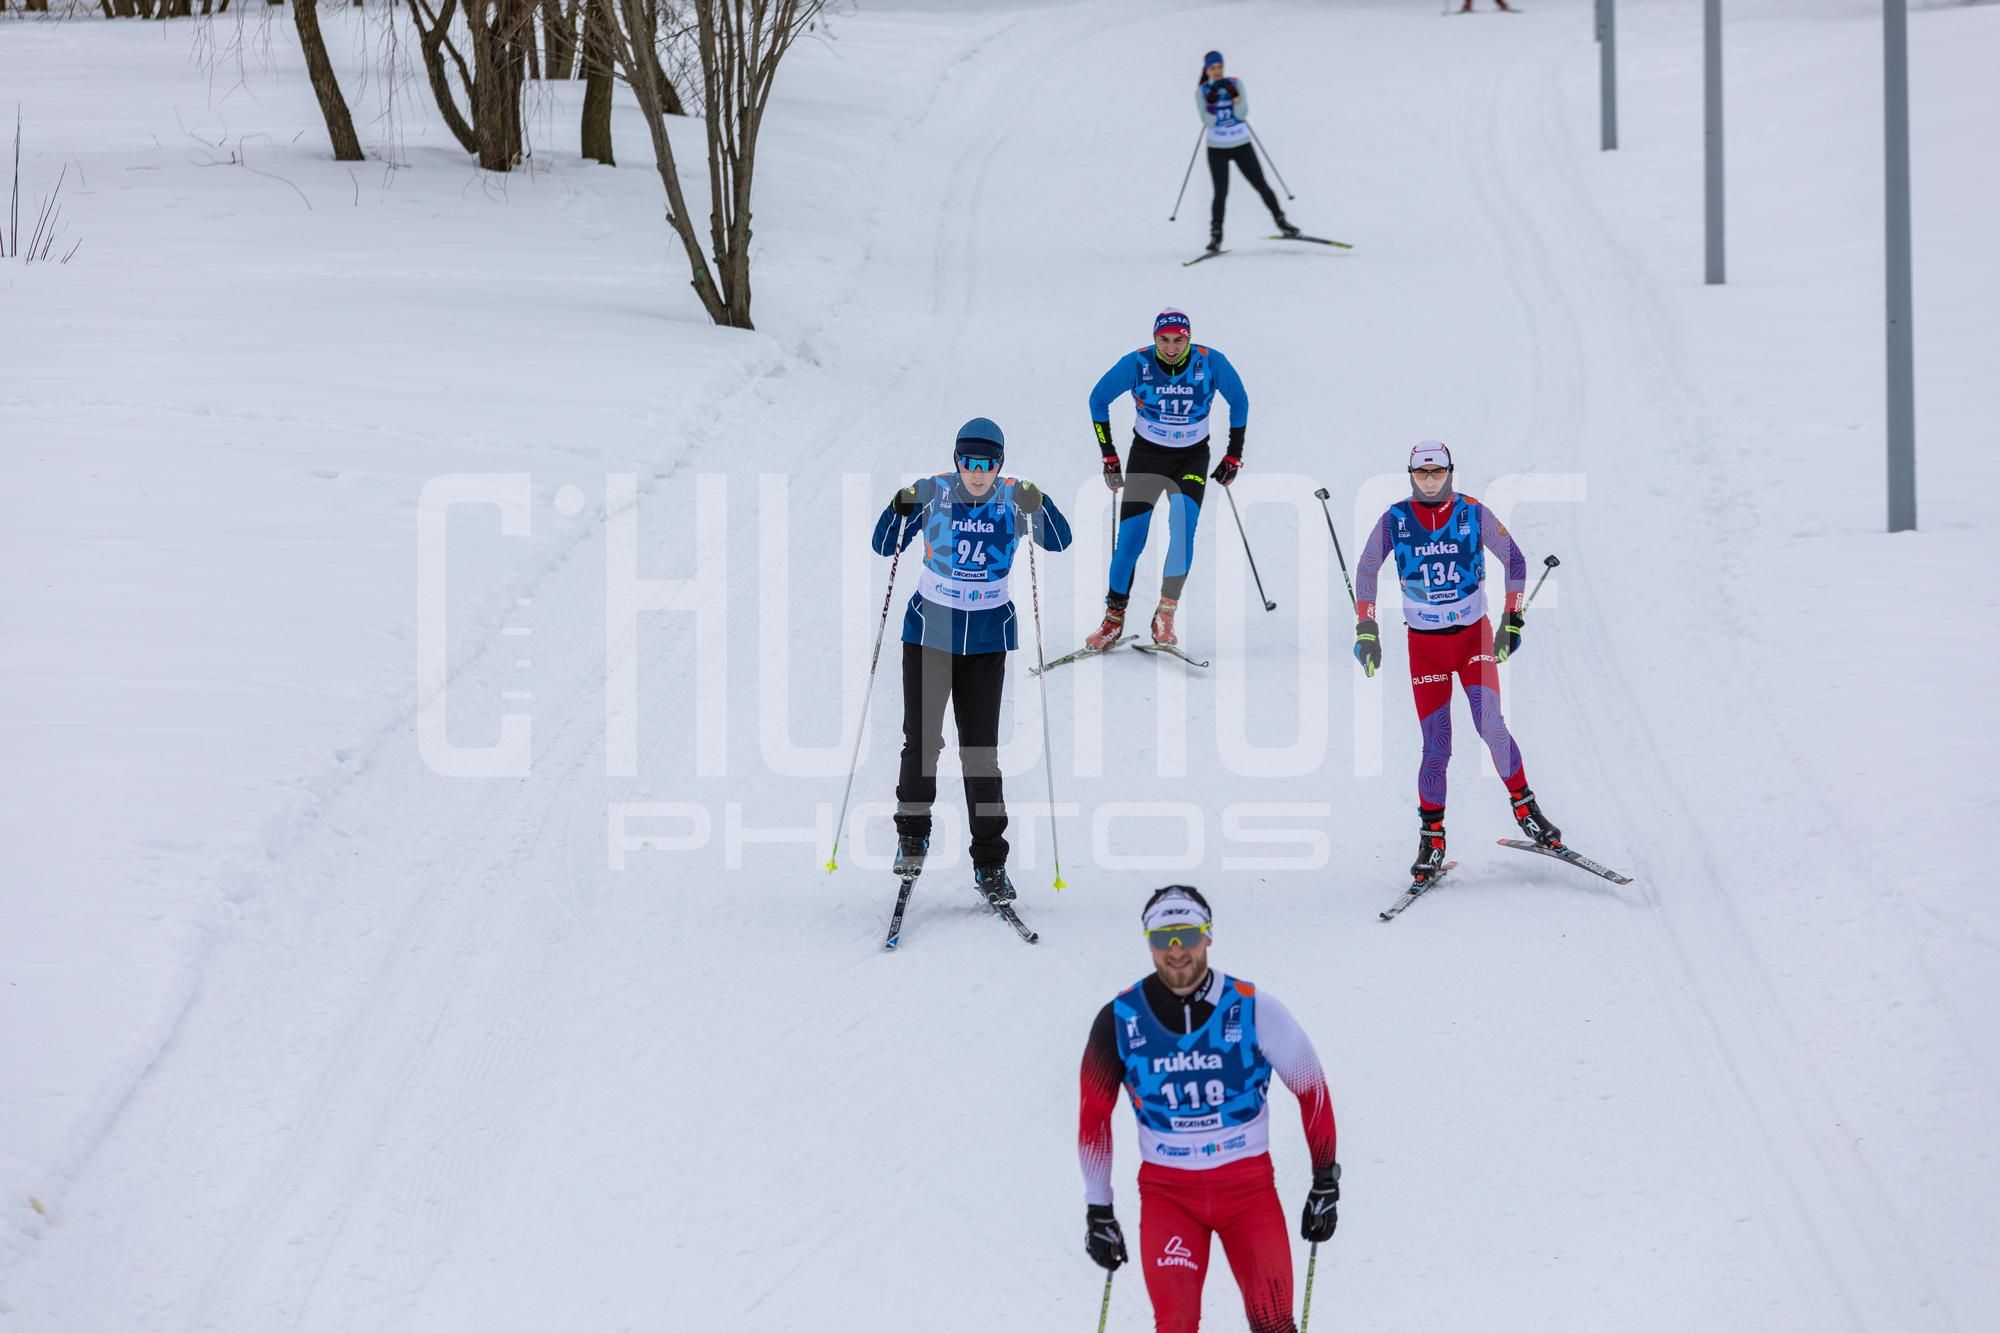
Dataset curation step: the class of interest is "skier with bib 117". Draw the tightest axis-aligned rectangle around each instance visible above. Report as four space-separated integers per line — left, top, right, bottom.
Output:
871 418 1073 906
1080 308 1248 655
1197 51 1296 255
1078 886 1340 1333
1351 442 1563 888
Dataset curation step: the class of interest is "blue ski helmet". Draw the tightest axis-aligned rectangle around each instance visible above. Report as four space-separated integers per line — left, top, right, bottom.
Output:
954 416 1005 464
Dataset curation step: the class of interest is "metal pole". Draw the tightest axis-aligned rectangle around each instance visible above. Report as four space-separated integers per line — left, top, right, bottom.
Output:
1884 0 1917 532
1168 128 1204 222
1600 0 1618 151
1704 0 1725 284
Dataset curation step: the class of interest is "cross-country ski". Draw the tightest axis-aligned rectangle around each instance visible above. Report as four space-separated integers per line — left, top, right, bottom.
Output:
1496 839 1634 885
1379 859 1460 921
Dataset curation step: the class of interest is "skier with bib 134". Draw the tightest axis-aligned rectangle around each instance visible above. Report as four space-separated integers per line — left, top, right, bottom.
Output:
1080 308 1248 656
1351 442 1563 889
871 418 1073 906
1078 886 1340 1333
1197 51 1297 256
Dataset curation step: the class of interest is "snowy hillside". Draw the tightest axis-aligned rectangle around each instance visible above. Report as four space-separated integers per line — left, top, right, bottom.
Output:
2 0 1995 1329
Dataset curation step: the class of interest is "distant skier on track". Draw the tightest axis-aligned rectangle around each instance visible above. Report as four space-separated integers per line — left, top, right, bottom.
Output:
1351 442 1564 887
1197 51 1296 255
1080 308 1247 655
1078 886 1340 1333
871 418 1072 907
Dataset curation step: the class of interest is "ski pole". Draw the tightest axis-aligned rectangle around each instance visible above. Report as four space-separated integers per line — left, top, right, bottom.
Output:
1311 486 1359 614
1095 1270 1114 1333
1525 553 1560 608
1026 531 1068 890
1248 125 1294 200
1220 483 1276 612
1167 127 1204 221
1298 1242 1320 1330
825 546 901 872
1315 486 1375 678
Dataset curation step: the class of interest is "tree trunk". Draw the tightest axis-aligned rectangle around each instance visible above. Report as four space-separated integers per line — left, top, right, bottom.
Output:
540 0 577 79
469 0 531 171
579 0 613 163
407 0 479 154
293 0 365 161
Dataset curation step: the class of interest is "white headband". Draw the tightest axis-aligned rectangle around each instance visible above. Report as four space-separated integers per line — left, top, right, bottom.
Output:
1142 888 1213 933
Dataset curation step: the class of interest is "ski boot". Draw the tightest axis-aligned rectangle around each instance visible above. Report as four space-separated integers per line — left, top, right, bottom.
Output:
1206 222 1224 255
1150 597 1180 647
1411 808 1447 885
1510 788 1563 849
974 864 1016 906
1275 214 1301 239
1084 600 1128 652
894 834 928 879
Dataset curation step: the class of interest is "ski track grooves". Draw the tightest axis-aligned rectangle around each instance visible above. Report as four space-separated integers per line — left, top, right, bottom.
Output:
172 9 1123 1329
1469 41 1952 1333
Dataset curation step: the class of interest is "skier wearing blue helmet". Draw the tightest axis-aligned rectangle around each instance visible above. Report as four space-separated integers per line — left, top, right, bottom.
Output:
872 417 1074 905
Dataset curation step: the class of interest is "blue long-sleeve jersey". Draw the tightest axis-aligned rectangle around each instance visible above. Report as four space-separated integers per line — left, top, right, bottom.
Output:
1088 345 1248 450
871 475 1073 655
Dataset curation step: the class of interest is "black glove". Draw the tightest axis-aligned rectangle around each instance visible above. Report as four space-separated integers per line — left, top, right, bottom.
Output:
1353 619 1380 677
1100 453 1124 492
1085 1204 1127 1270
1300 1163 1340 1243
1496 610 1524 662
890 480 926 517
1211 453 1242 486
1015 481 1044 513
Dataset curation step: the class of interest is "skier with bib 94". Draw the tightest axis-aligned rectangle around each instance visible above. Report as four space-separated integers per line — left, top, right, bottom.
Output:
1078 886 1340 1333
1080 308 1247 658
1351 442 1563 890
871 418 1072 908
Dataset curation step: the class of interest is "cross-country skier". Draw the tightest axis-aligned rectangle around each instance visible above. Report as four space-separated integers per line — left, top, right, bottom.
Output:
1078 886 1339 1333
1197 52 1296 255
1082 308 1247 652
1351 442 1563 886
871 418 1073 905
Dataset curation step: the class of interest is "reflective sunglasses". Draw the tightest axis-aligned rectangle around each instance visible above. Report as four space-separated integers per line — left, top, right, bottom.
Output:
1146 924 1210 951
957 454 998 473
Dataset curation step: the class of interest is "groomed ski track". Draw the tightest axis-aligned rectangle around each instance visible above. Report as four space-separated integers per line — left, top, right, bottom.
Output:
2 2 1991 1331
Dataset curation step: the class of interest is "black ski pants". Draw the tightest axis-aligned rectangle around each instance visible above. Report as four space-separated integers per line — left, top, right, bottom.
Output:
1208 143 1283 231
895 642 1009 867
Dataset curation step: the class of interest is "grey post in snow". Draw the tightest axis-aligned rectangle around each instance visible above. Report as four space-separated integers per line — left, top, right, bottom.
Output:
1598 0 1618 151
1883 0 1917 532
1704 0 1725 284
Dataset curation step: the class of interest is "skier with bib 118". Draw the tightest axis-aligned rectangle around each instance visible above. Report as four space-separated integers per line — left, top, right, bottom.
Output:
1078 886 1340 1333
1197 51 1297 255
1351 442 1563 888
871 418 1073 906
1081 308 1248 655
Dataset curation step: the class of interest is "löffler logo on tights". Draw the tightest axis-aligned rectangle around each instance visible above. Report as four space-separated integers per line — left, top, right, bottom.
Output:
1157 1235 1200 1271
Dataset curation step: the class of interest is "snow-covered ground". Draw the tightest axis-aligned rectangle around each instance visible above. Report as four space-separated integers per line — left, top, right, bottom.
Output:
2 0 1994 1328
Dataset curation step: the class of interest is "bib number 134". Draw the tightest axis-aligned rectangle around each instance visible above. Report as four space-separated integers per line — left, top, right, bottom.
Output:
1420 561 1461 588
